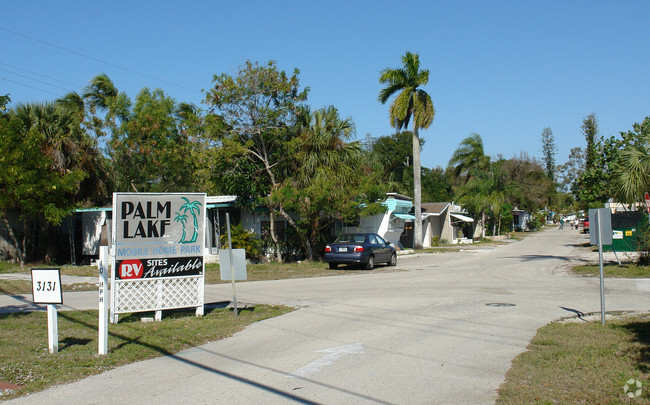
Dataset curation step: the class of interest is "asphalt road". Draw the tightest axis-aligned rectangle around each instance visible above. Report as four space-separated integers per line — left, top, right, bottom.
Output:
5 228 650 404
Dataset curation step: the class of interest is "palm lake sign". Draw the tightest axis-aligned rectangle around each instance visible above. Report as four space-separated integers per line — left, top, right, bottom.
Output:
111 192 207 320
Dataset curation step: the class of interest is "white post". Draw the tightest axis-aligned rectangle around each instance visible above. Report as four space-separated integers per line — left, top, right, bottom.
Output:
98 246 109 355
110 247 117 324
597 209 606 326
47 304 58 354
226 213 238 316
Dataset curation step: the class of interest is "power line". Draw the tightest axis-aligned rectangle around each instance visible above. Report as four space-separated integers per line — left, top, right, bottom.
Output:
0 67 76 93
0 61 83 89
0 26 202 95
1 77 63 98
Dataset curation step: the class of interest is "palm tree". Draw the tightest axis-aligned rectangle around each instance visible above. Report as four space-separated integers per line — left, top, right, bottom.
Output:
293 106 360 187
448 133 490 183
56 92 86 122
82 74 120 139
379 52 435 249
613 134 650 205
83 73 118 114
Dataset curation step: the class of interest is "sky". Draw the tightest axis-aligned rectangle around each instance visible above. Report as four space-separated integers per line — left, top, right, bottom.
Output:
2 1 650 169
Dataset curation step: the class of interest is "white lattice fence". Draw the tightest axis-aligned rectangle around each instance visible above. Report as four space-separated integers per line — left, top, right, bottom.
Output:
113 276 203 313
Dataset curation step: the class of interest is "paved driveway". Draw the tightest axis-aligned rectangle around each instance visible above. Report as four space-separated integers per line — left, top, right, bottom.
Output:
6 228 649 404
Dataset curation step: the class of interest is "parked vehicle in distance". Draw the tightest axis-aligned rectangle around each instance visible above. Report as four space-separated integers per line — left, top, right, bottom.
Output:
324 232 397 270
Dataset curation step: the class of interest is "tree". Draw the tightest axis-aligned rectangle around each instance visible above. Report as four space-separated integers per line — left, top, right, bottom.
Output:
448 133 490 183
108 88 196 192
369 131 423 183
540 127 557 181
455 169 492 238
612 117 650 204
378 51 435 249
204 60 309 261
583 114 598 172
421 166 453 203
82 73 122 140
0 101 106 263
556 147 585 194
574 114 617 209
274 106 387 260
501 154 553 212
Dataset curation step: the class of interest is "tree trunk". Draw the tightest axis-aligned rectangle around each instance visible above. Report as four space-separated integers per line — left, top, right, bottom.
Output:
259 147 313 260
269 210 283 263
0 216 23 264
497 215 502 235
21 218 28 266
481 210 486 239
412 125 423 249
276 205 312 260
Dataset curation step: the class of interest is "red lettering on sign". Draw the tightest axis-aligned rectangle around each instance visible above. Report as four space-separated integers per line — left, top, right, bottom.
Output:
119 259 143 279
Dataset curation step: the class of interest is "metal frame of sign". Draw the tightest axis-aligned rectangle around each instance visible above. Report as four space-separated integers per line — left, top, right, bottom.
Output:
111 192 206 321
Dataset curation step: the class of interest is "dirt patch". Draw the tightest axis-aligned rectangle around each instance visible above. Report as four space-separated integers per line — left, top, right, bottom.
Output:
0 381 22 396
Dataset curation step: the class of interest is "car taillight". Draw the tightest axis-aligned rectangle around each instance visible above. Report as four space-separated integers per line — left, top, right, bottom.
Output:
354 246 364 252
325 246 332 252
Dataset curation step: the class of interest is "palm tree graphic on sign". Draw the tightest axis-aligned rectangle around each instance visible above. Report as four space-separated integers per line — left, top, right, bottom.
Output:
174 197 202 244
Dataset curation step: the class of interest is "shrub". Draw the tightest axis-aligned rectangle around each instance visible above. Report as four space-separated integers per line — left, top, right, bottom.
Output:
220 224 262 260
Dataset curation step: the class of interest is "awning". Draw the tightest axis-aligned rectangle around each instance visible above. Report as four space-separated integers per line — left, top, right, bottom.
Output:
392 213 415 220
450 213 474 222
421 213 439 218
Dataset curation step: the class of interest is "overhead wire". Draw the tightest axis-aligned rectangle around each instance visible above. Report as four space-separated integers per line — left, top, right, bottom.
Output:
0 26 202 95
0 61 83 89
0 77 63 98
0 67 77 93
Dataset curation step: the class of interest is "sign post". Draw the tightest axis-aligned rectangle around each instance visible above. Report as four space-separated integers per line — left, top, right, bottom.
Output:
225 213 238 316
98 246 109 355
31 268 63 353
589 208 612 326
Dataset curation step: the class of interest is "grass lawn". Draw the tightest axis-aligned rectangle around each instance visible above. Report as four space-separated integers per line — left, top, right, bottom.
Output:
0 260 407 295
0 304 292 400
572 262 650 278
497 313 650 404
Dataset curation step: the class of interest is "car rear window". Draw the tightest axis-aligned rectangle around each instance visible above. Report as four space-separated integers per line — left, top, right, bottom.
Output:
336 234 366 243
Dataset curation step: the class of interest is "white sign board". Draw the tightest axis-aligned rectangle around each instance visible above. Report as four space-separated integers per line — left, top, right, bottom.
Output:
114 193 206 279
219 249 248 281
111 193 206 318
31 269 62 304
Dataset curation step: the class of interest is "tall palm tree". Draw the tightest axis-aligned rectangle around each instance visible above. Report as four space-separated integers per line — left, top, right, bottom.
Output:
379 52 435 249
82 74 120 139
83 73 118 114
448 133 490 183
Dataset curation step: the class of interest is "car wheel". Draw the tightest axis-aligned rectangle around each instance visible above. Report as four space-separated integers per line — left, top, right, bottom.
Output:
365 255 375 270
388 253 397 266
329 263 338 269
